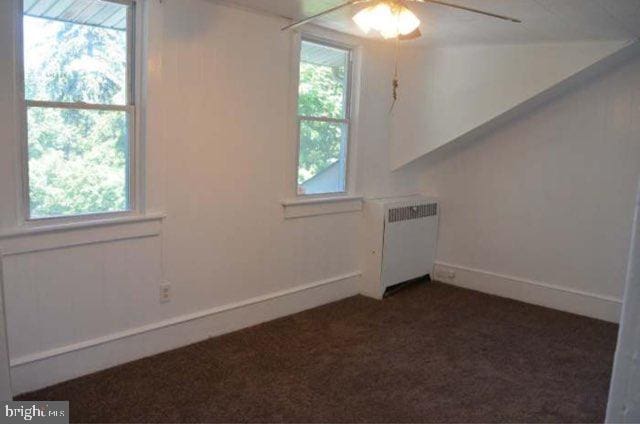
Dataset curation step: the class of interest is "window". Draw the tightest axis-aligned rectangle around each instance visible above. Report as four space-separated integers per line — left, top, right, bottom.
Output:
21 0 136 220
296 39 352 196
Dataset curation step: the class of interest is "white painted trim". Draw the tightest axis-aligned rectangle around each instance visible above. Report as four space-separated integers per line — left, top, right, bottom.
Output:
0 254 13 400
25 100 131 112
15 0 145 224
10 271 361 394
0 214 164 256
298 115 349 124
13 0 28 228
0 212 165 240
283 197 363 219
434 262 622 323
289 30 362 200
281 195 363 207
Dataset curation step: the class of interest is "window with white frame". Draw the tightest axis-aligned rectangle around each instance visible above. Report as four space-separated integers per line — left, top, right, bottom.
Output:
21 0 136 220
296 38 352 196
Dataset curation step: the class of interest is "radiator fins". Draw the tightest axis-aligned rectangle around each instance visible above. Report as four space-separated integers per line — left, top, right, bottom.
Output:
388 203 438 223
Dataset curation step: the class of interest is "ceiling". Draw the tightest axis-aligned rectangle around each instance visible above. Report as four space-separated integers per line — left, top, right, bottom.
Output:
24 0 128 30
219 0 640 46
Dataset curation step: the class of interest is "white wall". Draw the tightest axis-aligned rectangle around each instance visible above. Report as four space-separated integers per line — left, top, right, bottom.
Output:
154 0 358 313
2 0 636 396
390 40 631 170
607 178 640 422
424 50 640 322
0 0 418 394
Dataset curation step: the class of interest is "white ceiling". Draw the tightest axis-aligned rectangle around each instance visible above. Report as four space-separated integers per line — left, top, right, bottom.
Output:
24 0 128 30
219 0 640 46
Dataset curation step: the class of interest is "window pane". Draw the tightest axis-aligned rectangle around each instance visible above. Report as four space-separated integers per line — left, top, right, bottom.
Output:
298 41 349 119
297 120 347 195
23 0 129 105
27 107 129 218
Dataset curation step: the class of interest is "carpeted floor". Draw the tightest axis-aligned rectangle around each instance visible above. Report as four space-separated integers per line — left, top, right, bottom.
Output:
18 281 618 423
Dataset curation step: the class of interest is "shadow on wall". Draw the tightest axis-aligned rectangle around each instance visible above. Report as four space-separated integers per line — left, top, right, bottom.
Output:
396 41 640 173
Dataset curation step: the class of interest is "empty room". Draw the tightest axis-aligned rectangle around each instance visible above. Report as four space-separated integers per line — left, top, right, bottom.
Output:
1 0 640 422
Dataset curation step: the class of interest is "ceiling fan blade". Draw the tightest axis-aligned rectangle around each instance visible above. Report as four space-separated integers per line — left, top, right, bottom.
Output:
399 28 422 40
411 0 522 23
281 0 364 31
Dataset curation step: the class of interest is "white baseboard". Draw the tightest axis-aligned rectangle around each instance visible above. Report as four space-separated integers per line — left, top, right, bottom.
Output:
434 262 622 323
10 272 361 395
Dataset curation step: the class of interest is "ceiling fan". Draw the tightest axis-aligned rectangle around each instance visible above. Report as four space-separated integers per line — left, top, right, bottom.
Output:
282 0 522 112
281 0 522 41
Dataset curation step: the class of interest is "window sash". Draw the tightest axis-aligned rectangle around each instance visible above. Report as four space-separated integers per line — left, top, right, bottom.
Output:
296 37 353 197
20 0 138 221
25 100 132 112
297 115 349 124
23 105 136 220
296 117 350 196
298 40 351 121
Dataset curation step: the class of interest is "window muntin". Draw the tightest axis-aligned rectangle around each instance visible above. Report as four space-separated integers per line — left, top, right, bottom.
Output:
297 39 351 196
22 0 135 220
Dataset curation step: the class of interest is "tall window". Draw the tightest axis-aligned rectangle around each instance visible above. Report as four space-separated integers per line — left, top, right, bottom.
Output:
296 39 352 196
22 0 136 220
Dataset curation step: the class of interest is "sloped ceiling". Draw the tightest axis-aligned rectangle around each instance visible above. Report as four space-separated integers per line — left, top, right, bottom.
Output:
218 0 639 169
390 40 638 169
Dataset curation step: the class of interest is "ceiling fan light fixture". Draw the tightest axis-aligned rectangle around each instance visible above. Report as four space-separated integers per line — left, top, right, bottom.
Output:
397 6 420 35
352 1 420 39
352 7 373 33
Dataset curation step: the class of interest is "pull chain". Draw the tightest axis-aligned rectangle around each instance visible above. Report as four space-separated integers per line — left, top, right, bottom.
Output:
390 36 400 113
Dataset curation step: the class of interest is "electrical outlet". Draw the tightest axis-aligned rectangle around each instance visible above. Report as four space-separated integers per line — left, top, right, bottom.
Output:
159 282 171 303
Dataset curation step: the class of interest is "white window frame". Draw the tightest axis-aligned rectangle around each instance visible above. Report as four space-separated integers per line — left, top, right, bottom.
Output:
294 33 357 199
15 0 144 225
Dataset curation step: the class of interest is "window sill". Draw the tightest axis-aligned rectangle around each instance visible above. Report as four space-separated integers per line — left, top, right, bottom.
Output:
282 196 363 219
0 212 166 239
0 213 166 256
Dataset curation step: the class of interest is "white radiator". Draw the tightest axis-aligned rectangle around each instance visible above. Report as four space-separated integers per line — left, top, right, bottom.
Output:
361 196 439 299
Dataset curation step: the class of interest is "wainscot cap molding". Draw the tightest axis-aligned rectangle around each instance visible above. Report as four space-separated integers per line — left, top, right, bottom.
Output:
0 213 166 240
0 213 166 256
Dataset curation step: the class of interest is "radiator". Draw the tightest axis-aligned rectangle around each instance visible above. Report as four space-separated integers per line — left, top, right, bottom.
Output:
361 196 439 299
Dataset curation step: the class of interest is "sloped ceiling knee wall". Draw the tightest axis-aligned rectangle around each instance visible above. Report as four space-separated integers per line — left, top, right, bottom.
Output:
390 40 638 170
